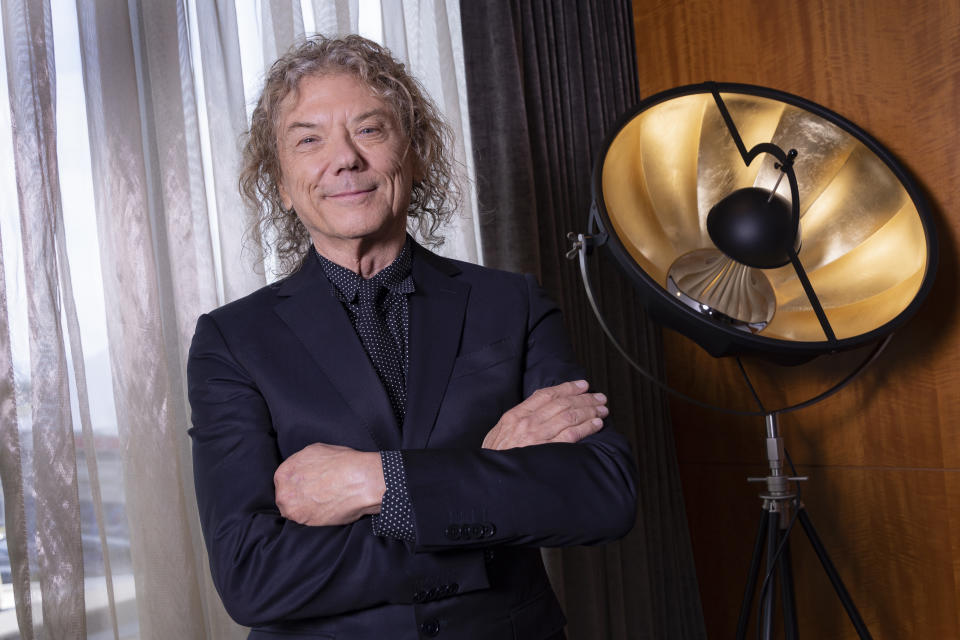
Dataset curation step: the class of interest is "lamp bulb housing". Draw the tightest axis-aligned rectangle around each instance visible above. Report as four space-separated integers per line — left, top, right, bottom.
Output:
707 187 796 269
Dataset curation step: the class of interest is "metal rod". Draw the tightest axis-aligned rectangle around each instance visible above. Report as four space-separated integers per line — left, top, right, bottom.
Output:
768 170 785 203
761 509 778 640
788 249 837 343
737 508 771 640
779 535 798 640
796 509 874 639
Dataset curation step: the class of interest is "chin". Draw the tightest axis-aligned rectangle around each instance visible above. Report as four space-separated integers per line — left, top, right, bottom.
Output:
344 215 406 240
326 221 405 244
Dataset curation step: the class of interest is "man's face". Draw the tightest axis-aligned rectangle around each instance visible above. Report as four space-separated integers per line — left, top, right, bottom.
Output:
275 72 416 253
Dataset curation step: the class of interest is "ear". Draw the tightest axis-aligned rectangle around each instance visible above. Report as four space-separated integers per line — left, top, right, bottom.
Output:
277 179 293 211
411 154 427 184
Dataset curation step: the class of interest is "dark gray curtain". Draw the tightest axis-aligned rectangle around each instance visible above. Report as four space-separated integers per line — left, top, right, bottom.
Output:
460 2 706 638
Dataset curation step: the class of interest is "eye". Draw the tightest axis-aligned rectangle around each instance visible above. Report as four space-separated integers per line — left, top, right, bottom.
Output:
298 135 319 146
358 126 380 135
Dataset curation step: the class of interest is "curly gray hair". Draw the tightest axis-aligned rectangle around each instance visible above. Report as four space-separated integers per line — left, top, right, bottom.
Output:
240 34 458 276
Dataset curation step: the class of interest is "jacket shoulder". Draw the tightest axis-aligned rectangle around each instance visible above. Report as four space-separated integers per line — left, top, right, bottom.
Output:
203 279 284 322
416 246 532 290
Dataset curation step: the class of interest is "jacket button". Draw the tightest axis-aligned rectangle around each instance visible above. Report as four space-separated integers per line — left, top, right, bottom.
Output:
413 590 426 603
469 523 484 538
482 523 496 538
420 618 440 636
444 524 461 540
484 549 496 562
449 582 459 594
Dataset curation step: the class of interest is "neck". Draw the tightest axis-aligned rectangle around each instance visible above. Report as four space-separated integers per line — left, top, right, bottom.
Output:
312 233 406 279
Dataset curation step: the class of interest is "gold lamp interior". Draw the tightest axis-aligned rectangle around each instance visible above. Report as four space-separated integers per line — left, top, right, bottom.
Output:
601 91 929 343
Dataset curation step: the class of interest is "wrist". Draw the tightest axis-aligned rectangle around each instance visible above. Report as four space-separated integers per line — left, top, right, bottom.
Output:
360 451 386 515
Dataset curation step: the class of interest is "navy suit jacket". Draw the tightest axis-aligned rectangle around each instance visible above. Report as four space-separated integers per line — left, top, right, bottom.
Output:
187 243 638 639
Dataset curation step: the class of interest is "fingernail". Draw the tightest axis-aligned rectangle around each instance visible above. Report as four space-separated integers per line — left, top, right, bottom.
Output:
598 406 609 417
593 393 606 402
574 380 588 389
592 418 603 427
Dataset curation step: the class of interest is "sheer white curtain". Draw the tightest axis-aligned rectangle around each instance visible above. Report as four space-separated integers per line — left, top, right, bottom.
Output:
0 0 477 638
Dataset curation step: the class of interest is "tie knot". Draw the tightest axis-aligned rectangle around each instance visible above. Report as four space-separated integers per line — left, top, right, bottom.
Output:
358 279 381 306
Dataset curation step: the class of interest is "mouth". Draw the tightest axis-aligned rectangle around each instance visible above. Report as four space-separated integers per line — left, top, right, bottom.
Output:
326 186 376 200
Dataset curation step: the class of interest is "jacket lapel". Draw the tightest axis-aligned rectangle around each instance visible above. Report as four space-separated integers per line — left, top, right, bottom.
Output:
274 255 401 451
402 245 470 449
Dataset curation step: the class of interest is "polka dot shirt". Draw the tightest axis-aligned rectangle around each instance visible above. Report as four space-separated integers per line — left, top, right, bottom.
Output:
315 242 416 542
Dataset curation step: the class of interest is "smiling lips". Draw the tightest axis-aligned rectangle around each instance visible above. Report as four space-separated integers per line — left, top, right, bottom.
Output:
326 186 376 199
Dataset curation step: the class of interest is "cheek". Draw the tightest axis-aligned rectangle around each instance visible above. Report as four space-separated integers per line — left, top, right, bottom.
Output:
280 171 316 208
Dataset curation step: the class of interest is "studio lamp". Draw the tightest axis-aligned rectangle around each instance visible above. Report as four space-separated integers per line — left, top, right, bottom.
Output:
568 82 938 639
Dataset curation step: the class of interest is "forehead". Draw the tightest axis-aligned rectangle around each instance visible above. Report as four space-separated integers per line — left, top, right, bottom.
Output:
277 72 393 126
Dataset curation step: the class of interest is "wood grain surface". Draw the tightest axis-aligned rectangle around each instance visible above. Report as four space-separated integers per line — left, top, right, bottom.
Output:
630 1 960 637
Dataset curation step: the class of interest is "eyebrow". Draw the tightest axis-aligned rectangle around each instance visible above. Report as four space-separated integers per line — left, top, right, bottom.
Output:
285 121 317 133
352 109 391 124
283 109 393 136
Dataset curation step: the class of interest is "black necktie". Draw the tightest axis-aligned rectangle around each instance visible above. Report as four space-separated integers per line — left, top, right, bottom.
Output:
356 279 406 428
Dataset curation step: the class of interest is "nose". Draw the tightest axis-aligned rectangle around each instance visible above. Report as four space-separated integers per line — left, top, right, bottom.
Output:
329 130 364 174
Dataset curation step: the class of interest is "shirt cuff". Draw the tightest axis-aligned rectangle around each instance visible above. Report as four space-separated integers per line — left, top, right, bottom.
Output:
371 450 416 542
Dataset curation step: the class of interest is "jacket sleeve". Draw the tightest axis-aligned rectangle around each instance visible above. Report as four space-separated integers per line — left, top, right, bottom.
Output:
187 313 489 627
402 274 639 551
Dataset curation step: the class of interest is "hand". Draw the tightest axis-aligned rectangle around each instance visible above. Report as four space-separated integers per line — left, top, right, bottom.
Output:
482 380 608 450
274 443 386 526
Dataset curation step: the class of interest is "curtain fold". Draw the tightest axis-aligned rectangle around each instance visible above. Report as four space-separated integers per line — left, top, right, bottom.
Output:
311 0 358 36
194 0 264 304
379 0 481 263
0 215 33 638
459 1 707 638
74 0 207 636
262 1 306 68
2 0 86 637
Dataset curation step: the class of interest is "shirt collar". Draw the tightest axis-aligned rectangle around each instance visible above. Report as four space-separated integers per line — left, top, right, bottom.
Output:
315 237 415 303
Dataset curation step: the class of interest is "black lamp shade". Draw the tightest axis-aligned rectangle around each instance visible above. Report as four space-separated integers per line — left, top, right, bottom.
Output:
592 83 938 361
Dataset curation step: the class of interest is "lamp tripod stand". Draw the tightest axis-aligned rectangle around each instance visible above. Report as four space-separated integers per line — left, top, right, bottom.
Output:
736 413 871 640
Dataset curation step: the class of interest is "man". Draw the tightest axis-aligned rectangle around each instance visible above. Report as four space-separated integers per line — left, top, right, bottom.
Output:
188 35 637 640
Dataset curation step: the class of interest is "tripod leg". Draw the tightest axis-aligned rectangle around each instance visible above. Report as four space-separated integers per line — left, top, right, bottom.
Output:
796 507 873 640
761 509 778 640
777 522 798 640
736 508 770 640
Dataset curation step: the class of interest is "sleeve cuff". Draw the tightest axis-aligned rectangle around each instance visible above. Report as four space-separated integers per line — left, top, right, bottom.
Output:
371 450 416 542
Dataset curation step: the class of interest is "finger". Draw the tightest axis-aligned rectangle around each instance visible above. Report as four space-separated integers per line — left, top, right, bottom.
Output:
535 392 608 424
536 404 606 441
492 393 608 446
500 404 600 447
552 417 604 444
485 384 606 449
515 380 591 414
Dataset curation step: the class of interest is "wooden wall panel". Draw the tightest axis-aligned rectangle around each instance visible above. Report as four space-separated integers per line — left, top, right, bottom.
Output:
630 1 960 637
